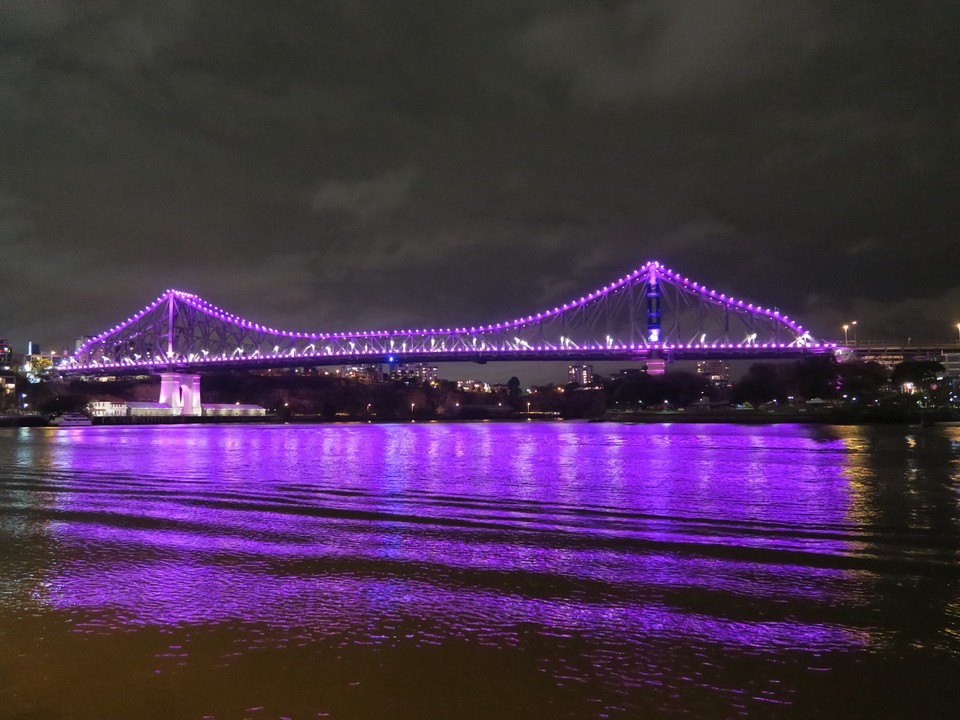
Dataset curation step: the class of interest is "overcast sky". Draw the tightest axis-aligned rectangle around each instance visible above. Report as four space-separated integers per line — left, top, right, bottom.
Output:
2 1 958 376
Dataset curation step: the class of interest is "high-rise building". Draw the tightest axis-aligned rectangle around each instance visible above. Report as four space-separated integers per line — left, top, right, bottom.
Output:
27 341 41 356
941 352 960 379
697 359 730 386
0 338 11 367
0 372 15 413
568 363 593 385
75 335 95 352
395 363 439 383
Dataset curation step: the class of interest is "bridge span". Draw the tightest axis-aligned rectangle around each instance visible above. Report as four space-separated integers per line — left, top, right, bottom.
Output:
59 260 840 414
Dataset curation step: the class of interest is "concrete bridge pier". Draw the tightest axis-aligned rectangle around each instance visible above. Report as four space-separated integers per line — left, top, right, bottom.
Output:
158 372 202 416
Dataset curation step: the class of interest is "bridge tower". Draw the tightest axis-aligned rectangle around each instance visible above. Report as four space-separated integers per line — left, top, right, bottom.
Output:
158 373 202 416
646 263 661 342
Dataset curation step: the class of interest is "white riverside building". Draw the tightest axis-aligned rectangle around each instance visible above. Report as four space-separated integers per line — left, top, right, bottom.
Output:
88 401 266 419
200 404 267 417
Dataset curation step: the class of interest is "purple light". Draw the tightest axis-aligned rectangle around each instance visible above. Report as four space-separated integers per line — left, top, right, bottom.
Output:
63 260 825 372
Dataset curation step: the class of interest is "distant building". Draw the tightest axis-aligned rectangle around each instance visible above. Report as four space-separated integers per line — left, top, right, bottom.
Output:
88 401 266 418
88 401 174 418
75 336 95 352
697 360 731 386
568 363 593 385
0 372 15 412
88 401 132 417
129 402 178 417
394 363 439 383
0 338 11 368
941 352 960 379
201 404 268 417
342 364 384 383
457 379 491 393
27 341 41 356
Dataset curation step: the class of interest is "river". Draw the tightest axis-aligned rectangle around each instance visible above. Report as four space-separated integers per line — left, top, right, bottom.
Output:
1 422 958 719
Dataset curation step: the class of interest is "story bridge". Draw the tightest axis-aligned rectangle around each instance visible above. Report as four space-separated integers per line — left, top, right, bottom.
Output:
59 260 839 414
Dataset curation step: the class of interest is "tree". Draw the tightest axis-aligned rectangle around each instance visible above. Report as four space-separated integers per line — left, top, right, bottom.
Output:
789 356 839 400
836 361 889 401
891 361 944 390
731 363 788 405
660 370 713 406
506 376 522 410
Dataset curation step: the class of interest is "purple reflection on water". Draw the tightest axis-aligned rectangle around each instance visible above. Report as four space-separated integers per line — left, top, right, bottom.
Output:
18 425 860 636
4 422 960 718
39 423 853 524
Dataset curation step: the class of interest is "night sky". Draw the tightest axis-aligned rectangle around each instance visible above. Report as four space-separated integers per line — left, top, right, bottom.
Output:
2 1 958 365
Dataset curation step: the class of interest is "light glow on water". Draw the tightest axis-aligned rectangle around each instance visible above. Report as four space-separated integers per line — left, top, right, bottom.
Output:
1 422 959 719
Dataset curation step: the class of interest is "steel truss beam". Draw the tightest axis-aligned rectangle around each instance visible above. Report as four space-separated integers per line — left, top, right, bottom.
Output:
61 261 835 374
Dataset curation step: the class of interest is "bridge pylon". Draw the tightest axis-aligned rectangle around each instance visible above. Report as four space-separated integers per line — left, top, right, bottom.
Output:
646 263 662 342
158 372 202 416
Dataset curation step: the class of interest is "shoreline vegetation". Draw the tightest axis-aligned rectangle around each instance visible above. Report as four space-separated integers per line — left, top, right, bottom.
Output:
3 356 955 427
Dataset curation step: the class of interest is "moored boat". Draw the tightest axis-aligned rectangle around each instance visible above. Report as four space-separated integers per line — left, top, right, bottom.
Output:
50 412 93 427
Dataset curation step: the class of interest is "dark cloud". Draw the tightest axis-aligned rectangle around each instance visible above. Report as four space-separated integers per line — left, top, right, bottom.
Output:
517 1 822 103
1 1 958 377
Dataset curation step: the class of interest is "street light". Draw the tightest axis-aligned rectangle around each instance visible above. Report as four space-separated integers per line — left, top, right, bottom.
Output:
851 320 858 345
956 323 960 346
842 324 849 344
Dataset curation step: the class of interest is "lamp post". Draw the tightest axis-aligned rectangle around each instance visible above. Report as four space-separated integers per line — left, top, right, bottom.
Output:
956 323 960 346
851 320 858 346
842 324 849 344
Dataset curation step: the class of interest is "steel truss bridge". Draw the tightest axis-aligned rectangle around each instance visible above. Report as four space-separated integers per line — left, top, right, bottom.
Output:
61 260 838 377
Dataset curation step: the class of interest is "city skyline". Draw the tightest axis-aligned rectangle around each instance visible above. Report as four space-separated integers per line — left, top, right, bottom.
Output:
1 2 958 360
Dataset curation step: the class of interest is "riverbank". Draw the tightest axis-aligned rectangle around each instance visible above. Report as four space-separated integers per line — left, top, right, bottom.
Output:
4 407 956 427
0 415 47 427
601 407 957 425
0 414 278 427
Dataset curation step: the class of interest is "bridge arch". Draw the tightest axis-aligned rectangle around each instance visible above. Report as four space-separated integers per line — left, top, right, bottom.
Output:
60 260 836 378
